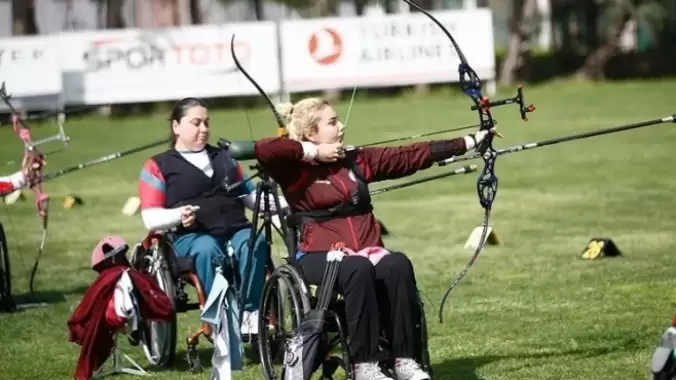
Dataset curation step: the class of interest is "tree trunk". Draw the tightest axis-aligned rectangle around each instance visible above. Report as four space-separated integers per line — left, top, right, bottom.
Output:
384 0 395 14
314 0 340 100
189 0 203 24
552 1 577 57
11 0 39 35
575 9 631 80
406 0 434 95
582 0 599 52
354 0 368 16
499 0 537 86
252 0 264 20
312 0 338 17
102 0 127 118
105 0 125 29
407 0 434 12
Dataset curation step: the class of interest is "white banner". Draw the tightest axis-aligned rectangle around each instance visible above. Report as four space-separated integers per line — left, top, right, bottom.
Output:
57 22 281 105
0 35 62 97
280 9 495 92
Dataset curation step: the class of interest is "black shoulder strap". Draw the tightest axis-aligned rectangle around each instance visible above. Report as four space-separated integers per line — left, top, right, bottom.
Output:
286 151 372 228
344 149 367 183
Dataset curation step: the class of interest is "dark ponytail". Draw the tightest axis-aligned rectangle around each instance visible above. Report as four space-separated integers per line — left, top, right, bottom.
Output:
168 97 208 147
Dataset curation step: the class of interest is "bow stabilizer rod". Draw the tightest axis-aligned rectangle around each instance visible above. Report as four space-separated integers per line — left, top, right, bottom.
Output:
41 139 170 183
438 114 676 166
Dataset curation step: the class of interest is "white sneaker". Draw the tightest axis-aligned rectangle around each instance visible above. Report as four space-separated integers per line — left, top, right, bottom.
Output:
240 310 259 335
394 358 430 380
652 326 676 375
354 362 393 380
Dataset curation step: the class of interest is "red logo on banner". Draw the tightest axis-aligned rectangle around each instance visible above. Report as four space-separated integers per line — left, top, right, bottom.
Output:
308 28 342 65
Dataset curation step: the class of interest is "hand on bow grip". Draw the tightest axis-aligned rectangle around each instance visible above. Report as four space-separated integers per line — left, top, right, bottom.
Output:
22 149 46 188
471 127 503 146
470 84 536 121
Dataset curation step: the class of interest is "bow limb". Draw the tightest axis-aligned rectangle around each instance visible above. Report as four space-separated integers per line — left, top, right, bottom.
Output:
230 34 287 137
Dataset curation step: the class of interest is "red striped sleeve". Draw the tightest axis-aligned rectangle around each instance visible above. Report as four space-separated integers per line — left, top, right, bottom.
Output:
138 159 166 209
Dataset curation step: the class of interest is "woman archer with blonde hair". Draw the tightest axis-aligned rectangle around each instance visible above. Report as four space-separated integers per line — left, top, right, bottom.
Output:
253 97 498 380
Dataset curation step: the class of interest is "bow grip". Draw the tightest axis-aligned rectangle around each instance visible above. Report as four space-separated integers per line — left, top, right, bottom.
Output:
35 193 49 217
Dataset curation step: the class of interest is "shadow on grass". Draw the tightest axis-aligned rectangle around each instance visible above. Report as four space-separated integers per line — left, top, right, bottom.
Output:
433 338 642 379
152 340 261 373
0 290 68 314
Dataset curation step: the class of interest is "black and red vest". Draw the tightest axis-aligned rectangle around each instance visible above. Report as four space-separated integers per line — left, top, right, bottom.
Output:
151 145 250 238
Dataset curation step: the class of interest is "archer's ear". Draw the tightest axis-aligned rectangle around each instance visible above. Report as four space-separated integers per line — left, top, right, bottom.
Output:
171 120 181 133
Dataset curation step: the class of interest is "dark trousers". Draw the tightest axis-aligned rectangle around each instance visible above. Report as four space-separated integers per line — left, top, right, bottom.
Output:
297 251 420 363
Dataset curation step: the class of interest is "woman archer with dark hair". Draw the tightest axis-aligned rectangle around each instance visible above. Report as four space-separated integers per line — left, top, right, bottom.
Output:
137 97 289 335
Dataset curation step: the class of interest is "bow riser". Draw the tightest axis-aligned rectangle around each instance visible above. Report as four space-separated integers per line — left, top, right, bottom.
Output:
400 0 537 323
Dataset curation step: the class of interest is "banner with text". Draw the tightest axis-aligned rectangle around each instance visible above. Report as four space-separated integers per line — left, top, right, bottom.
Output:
57 22 281 105
280 9 495 92
0 35 62 97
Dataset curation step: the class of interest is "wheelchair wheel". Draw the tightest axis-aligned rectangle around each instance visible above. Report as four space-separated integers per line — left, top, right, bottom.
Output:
0 223 16 312
135 241 178 367
258 265 310 380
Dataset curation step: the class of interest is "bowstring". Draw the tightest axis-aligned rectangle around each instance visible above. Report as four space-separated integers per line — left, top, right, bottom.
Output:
230 33 287 263
342 1 383 129
343 86 358 128
2 190 35 301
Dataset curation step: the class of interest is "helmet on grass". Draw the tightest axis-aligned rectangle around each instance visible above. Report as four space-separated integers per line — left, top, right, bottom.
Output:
91 235 129 271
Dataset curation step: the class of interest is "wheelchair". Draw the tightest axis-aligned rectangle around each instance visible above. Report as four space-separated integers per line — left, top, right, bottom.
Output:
129 230 278 372
256 217 434 380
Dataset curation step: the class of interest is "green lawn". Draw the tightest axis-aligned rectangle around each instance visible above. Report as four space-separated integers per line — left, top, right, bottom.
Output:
1 79 675 380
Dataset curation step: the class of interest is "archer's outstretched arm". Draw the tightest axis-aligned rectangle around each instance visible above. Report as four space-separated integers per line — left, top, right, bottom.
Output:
0 171 26 196
359 136 479 182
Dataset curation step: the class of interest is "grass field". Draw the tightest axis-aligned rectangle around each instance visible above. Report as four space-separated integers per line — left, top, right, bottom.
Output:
1 79 675 380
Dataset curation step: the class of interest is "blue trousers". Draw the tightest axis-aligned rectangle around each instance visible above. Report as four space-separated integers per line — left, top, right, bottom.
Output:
173 227 268 312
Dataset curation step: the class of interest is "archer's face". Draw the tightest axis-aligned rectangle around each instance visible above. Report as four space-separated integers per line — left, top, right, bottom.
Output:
172 106 209 151
308 105 344 144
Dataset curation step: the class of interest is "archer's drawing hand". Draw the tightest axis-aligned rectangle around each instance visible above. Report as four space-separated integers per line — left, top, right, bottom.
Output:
317 142 346 163
180 205 200 228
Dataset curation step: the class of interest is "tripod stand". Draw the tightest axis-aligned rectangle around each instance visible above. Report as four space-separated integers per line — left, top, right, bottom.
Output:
233 164 293 341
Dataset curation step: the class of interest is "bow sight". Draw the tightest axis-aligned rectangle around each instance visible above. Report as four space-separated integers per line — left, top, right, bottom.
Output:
469 84 536 121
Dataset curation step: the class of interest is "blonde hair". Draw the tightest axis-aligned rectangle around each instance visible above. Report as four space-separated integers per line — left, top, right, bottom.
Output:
276 97 331 141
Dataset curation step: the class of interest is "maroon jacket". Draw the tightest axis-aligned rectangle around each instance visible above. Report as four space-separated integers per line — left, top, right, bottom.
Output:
254 137 469 253
68 265 174 380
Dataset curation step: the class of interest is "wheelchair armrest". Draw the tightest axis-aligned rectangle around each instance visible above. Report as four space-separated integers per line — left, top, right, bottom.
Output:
141 231 164 250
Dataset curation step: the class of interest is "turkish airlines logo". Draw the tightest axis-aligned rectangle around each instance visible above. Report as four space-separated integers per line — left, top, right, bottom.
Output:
308 28 342 65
